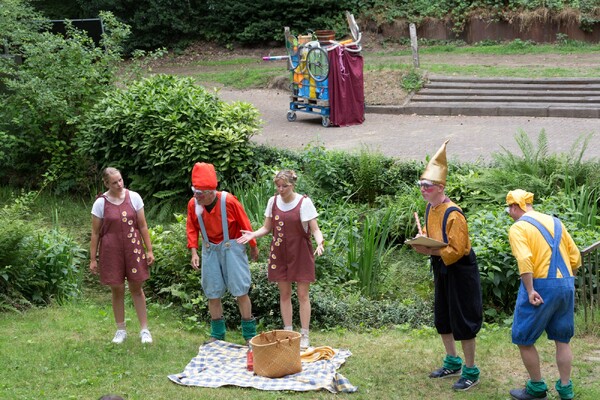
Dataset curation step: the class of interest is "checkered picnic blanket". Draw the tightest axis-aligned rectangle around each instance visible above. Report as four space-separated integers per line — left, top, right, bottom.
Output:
168 340 358 393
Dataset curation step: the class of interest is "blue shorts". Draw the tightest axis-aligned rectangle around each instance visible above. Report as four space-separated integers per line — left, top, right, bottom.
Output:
201 239 251 299
512 277 575 346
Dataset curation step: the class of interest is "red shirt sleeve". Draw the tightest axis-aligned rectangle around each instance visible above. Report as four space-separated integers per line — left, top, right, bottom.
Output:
186 197 200 249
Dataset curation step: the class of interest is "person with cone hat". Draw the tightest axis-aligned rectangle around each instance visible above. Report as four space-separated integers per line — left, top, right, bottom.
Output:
505 189 581 400
409 140 483 392
186 162 259 344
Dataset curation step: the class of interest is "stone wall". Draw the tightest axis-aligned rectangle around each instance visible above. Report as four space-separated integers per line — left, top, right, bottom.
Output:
377 16 600 43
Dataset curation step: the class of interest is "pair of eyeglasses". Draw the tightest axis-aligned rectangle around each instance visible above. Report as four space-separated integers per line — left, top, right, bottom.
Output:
191 186 212 196
416 180 437 190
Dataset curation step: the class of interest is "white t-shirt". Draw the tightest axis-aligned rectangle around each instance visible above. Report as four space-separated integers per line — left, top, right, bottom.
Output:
91 190 144 218
264 193 318 232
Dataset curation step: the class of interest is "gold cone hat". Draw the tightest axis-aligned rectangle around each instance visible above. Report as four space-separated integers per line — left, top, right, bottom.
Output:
421 140 449 185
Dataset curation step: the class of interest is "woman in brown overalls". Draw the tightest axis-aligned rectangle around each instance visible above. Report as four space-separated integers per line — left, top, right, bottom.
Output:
90 167 155 344
238 170 324 349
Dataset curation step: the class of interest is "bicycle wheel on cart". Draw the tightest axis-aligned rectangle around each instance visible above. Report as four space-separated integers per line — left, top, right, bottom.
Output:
284 27 302 70
306 47 329 82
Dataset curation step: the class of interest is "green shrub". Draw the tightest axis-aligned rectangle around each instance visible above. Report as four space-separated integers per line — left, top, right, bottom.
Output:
22 229 86 304
347 147 390 204
146 217 205 324
469 206 519 315
299 144 354 199
147 209 433 330
311 286 433 330
0 192 86 310
346 207 399 297
78 74 261 204
401 69 424 92
298 144 423 205
0 8 127 191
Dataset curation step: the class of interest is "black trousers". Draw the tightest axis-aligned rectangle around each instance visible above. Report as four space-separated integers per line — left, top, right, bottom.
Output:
432 250 483 341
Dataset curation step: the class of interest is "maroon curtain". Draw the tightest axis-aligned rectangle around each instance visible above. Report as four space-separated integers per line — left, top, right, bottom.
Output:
328 46 364 127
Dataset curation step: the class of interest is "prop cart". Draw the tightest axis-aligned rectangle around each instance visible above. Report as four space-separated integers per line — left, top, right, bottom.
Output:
264 12 362 127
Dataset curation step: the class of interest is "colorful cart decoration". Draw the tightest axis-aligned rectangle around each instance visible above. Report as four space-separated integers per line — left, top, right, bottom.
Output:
263 12 362 127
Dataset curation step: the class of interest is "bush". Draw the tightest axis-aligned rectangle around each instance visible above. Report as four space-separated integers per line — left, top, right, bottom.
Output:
0 192 86 311
469 206 520 315
146 217 205 325
311 286 433 330
78 74 261 204
148 210 434 330
0 7 128 191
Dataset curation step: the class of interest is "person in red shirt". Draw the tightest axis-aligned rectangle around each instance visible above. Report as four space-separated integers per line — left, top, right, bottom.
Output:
186 162 259 344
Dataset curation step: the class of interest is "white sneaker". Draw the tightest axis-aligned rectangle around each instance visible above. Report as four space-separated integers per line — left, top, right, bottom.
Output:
140 329 153 344
300 334 310 349
112 329 127 344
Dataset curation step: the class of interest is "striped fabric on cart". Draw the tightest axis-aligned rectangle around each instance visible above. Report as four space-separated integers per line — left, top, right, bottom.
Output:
168 340 357 393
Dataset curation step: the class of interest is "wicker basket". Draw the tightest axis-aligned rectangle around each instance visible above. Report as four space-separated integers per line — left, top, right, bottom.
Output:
249 330 302 378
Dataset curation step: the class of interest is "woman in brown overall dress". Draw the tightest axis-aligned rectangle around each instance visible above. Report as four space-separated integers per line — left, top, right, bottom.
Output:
90 167 155 344
237 170 324 349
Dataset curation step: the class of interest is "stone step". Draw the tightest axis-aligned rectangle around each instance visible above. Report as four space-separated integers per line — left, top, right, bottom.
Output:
366 102 600 118
366 75 600 118
411 95 600 103
426 76 600 84
425 83 600 91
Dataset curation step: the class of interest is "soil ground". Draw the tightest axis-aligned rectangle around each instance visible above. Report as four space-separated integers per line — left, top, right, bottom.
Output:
149 36 600 162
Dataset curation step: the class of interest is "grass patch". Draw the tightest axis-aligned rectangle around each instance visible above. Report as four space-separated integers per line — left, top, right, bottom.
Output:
193 67 283 89
1 294 599 399
423 64 600 78
373 42 600 57
186 58 261 67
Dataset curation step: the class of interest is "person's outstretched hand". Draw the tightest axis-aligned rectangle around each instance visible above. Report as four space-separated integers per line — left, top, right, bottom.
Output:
237 230 254 244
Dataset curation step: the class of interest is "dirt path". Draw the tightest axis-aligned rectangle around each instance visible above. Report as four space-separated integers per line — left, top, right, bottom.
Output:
218 87 599 163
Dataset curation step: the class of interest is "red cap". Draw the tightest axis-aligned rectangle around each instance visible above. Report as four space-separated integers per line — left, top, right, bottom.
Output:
191 162 217 190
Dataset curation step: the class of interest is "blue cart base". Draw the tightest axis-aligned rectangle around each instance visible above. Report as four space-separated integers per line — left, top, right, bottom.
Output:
287 96 330 127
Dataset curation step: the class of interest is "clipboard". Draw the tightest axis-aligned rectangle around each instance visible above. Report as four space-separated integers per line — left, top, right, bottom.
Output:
405 236 447 248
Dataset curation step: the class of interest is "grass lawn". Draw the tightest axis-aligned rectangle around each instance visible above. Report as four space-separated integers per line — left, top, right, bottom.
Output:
1 285 599 400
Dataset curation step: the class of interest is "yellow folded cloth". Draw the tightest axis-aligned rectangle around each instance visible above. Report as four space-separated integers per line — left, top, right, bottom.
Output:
300 346 336 363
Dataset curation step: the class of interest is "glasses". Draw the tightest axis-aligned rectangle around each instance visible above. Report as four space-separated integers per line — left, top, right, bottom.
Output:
191 186 212 196
417 180 437 190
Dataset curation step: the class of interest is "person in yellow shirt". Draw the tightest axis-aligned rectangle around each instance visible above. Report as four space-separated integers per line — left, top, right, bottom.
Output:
410 140 483 392
506 189 581 400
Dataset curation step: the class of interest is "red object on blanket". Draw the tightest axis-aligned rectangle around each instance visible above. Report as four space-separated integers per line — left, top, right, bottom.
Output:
247 349 254 371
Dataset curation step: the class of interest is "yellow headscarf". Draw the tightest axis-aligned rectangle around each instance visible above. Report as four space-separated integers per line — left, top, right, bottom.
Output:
506 189 534 212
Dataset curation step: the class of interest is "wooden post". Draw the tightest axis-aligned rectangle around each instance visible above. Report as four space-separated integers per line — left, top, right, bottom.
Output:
409 23 419 68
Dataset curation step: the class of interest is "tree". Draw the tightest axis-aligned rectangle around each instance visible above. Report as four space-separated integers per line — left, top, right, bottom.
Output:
0 1 129 191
